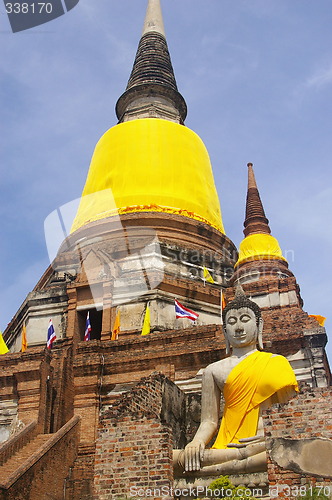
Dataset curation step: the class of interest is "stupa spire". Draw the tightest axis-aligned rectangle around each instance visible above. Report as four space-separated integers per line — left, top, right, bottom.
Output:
235 162 287 268
72 0 226 237
142 0 165 37
116 0 187 123
243 163 271 237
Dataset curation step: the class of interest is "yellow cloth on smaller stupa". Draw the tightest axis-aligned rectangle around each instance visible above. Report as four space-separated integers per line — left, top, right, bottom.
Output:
212 351 298 449
236 233 286 267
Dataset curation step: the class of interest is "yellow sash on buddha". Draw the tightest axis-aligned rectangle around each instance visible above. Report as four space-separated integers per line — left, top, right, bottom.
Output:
212 351 298 449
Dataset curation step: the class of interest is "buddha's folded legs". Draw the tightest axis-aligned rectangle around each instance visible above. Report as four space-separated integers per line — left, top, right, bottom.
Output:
173 442 266 475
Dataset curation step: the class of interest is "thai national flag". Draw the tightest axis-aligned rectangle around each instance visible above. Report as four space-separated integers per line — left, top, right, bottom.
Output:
84 312 92 341
47 319 56 349
175 299 199 322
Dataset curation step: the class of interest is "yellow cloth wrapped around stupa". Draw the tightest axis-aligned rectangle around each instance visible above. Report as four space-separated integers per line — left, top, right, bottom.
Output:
236 233 286 267
212 351 298 449
71 118 224 234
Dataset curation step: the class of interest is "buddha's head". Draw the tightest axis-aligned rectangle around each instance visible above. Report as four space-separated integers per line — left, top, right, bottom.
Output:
222 286 263 354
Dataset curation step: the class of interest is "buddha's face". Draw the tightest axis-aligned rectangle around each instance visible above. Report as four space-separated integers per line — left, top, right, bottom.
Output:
224 307 258 349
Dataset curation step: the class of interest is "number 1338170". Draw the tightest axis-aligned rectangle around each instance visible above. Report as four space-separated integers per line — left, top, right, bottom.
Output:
5 3 53 14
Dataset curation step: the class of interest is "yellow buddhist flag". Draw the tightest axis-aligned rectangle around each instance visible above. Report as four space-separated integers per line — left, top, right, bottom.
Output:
0 331 9 355
203 266 214 284
111 310 120 340
221 290 227 309
221 290 227 325
309 315 326 327
21 323 28 352
141 305 150 336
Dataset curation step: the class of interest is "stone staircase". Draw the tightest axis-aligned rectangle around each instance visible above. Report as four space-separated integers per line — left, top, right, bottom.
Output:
0 433 51 483
0 416 80 500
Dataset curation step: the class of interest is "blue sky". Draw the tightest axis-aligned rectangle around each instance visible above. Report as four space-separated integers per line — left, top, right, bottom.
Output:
0 0 331 362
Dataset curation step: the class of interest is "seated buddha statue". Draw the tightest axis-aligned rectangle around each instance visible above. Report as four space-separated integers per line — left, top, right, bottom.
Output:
174 286 299 475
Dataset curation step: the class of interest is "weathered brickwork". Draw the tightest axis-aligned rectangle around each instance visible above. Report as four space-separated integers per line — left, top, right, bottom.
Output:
65 444 96 500
50 344 75 433
94 374 182 500
95 417 173 500
263 386 332 499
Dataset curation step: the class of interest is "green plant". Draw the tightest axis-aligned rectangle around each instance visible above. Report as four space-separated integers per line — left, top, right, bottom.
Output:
193 475 257 499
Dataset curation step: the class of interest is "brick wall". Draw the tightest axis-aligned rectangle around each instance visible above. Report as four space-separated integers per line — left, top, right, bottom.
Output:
65 444 96 500
263 386 332 499
94 373 185 500
50 344 75 433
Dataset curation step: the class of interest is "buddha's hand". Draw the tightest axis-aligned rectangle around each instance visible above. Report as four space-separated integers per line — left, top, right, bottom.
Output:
181 439 205 472
227 433 265 448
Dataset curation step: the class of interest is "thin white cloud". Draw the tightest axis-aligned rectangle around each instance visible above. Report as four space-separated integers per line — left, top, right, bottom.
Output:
289 61 332 110
306 62 332 90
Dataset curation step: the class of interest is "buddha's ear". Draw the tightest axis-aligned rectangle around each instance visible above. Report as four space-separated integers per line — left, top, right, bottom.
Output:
223 327 231 356
257 317 264 350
